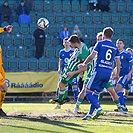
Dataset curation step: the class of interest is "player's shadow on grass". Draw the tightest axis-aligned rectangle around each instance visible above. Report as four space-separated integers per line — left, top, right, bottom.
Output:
5 116 94 133
101 118 133 125
111 119 133 125
1 123 57 133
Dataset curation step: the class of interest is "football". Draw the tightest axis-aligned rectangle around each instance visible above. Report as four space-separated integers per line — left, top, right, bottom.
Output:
37 18 49 30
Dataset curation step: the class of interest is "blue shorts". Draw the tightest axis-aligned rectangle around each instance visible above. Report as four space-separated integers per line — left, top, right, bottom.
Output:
71 77 78 86
86 71 111 93
118 75 132 90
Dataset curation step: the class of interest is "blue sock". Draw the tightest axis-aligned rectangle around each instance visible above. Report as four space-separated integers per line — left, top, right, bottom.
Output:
117 90 125 106
92 92 100 110
124 95 127 104
86 92 100 109
73 88 79 102
89 104 95 115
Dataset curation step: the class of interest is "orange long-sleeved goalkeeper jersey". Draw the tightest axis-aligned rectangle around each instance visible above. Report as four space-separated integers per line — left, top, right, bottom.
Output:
0 28 4 33
0 28 5 65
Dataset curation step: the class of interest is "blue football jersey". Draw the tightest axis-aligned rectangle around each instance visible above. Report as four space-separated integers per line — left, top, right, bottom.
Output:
59 48 74 71
119 50 133 76
94 40 119 73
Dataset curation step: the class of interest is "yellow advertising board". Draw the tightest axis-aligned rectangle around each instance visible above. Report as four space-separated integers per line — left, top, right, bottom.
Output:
5 71 59 93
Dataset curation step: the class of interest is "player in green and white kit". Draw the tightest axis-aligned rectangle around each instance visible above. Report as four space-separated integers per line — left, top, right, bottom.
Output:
50 35 89 105
73 32 102 114
73 32 124 119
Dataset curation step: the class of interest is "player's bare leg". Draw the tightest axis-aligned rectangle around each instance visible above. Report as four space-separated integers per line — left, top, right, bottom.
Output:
107 87 123 111
108 87 118 101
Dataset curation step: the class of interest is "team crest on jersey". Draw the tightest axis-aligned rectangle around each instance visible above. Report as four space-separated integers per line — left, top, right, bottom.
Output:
64 58 69 63
121 56 124 59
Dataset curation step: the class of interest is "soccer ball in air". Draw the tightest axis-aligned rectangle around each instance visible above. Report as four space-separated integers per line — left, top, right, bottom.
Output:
37 18 49 30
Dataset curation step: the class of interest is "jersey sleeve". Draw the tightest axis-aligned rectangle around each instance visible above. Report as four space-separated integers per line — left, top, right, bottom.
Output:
0 28 5 33
59 50 62 60
93 42 100 53
115 48 120 58
127 52 133 62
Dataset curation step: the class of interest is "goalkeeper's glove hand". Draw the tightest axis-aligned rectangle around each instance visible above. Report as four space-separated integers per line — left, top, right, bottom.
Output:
4 25 13 33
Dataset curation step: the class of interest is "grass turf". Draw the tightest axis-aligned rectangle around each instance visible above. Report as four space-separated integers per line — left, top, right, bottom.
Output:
0 102 133 133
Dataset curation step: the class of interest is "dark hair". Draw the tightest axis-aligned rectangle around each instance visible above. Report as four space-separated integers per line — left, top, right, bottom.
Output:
68 35 80 44
126 47 133 52
63 38 69 44
116 38 124 44
20 0 24 3
4 1 8 3
103 27 114 39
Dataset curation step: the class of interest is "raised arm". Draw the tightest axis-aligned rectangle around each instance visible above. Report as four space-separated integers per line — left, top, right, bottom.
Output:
67 65 87 77
114 57 120 81
83 51 96 66
58 59 62 74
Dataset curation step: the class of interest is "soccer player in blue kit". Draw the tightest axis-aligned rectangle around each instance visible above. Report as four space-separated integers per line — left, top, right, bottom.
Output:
73 32 124 119
123 48 133 107
53 38 79 109
79 27 121 119
114 39 133 112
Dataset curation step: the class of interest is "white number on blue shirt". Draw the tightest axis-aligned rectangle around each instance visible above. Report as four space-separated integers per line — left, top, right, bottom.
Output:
106 49 112 60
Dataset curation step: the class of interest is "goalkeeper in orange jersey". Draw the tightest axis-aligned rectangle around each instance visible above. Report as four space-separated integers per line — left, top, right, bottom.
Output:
0 25 13 117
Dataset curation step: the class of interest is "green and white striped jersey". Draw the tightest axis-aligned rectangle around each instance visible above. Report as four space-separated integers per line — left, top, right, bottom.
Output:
61 42 89 84
87 46 96 76
64 42 89 72
83 46 96 84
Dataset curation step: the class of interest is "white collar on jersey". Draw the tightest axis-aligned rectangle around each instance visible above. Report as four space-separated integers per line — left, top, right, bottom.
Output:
63 48 71 52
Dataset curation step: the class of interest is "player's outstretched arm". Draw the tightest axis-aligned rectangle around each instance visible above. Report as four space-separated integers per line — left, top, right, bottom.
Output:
127 60 133 80
58 59 62 74
67 65 87 77
114 57 120 81
83 51 96 66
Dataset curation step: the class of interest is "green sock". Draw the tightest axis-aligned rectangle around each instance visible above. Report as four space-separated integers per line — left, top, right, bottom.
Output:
58 90 65 102
114 100 121 109
76 97 83 108
64 85 68 99
98 92 104 103
64 90 68 99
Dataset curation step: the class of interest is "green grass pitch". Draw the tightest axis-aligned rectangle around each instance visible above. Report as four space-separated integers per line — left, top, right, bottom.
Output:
0 102 133 133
